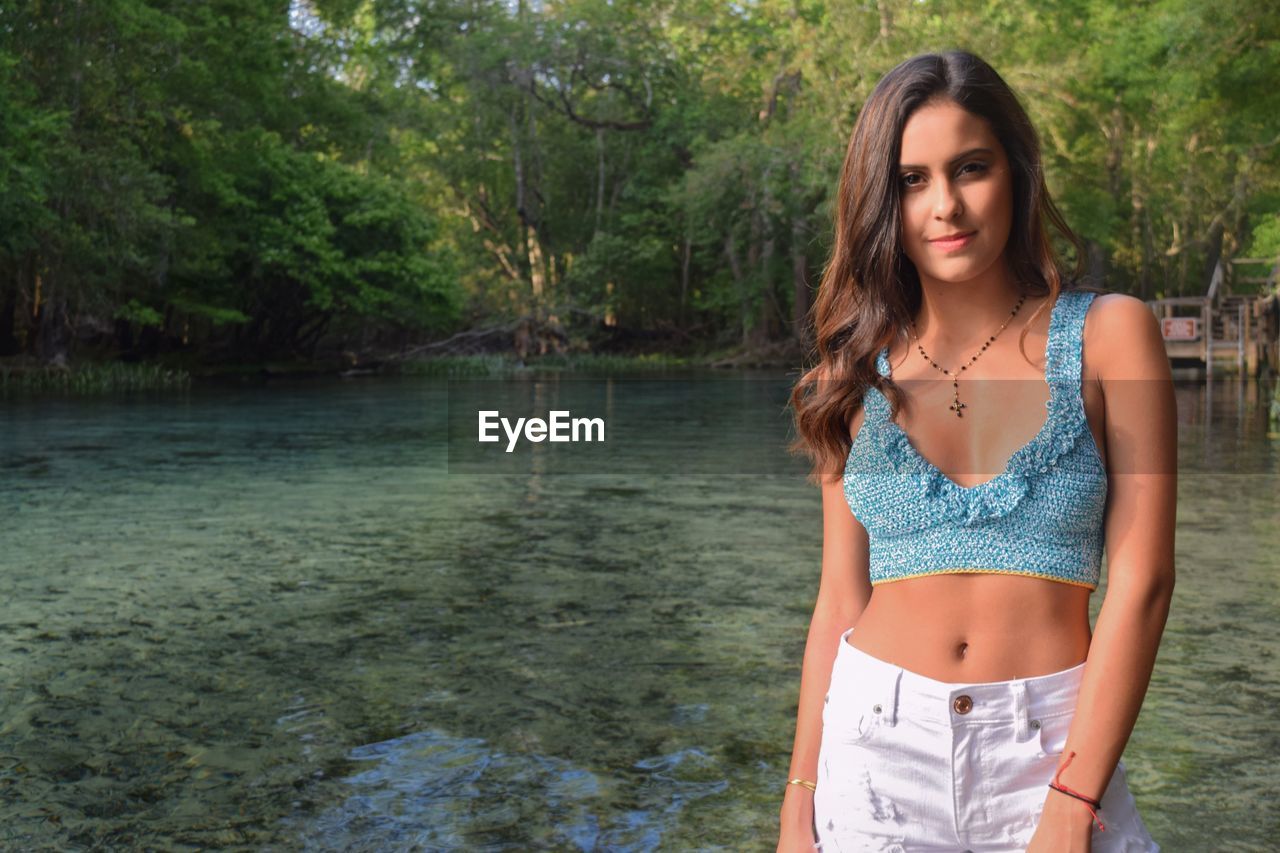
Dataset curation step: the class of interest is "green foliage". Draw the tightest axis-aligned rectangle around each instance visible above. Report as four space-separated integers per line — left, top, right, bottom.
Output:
0 52 63 261
0 0 1276 367
0 0 462 364
1243 214 1280 264
113 299 165 328
185 124 462 351
1270 379 1280 434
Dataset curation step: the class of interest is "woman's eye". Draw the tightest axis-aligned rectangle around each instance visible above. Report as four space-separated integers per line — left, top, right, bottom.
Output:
901 163 988 188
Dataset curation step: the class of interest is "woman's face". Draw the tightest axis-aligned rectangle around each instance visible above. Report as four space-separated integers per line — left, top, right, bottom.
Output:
897 99 1013 287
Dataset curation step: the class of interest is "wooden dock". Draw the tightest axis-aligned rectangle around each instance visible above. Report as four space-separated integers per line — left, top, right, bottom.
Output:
1146 258 1280 377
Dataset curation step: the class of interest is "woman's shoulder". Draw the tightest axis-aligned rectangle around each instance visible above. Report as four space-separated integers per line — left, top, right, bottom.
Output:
1081 292 1166 382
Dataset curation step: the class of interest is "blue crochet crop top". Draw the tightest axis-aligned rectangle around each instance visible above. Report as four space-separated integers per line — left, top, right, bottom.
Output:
843 289 1108 590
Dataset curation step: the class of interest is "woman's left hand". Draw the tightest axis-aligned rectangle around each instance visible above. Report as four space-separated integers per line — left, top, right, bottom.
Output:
1025 791 1096 853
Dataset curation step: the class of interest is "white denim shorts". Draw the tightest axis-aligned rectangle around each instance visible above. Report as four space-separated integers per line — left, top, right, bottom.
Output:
813 626 1161 853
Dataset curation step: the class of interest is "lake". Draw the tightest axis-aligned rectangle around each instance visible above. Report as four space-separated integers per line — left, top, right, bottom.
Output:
1 371 1276 850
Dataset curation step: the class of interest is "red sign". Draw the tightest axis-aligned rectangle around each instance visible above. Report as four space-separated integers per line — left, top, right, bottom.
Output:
1162 317 1199 340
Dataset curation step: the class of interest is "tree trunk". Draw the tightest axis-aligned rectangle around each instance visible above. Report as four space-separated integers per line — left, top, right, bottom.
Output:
789 159 810 346
1202 221 1225 297
0 278 18 356
508 106 532 294
1179 133 1198 295
525 81 550 303
680 231 691 329
527 228 547 301
1085 238 1107 292
758 198 783 342
1130 137 1150 300
725 231 748 347
594 127 606 238
747 208 764 347
791 212 810 346
1104 100 1124 201
509 66 549 306
876 0 894 39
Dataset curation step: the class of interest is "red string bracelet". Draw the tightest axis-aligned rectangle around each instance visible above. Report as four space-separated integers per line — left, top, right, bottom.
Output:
1047 750 1106 832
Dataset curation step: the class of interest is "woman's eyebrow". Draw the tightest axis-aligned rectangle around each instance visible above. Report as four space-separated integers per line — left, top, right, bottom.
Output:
898 147 994 170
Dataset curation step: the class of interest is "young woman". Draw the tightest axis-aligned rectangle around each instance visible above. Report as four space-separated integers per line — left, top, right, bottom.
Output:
780 51 1176 852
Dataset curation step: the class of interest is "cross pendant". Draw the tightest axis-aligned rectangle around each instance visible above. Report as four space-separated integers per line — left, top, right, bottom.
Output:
949 397 967 417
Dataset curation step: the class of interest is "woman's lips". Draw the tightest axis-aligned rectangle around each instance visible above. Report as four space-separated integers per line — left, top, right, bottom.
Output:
929 231 975 252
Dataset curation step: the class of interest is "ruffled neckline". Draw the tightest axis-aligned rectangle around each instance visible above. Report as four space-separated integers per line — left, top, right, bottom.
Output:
858 290 1091 526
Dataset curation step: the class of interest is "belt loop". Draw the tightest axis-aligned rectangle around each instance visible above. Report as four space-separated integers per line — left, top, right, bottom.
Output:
1012 680 1029 741
884 669 901 726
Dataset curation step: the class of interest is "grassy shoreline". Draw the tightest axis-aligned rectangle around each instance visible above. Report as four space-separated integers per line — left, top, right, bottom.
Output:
0 360 193 393
1 349 792 394
396 352 702 376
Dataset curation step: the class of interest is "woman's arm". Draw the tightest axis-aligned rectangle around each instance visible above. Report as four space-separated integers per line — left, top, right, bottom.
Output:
779 414 874 847
1030 294 1178 847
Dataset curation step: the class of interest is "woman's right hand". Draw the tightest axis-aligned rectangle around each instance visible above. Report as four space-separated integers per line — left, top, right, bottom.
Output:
777 787 820 852
776 819 821 853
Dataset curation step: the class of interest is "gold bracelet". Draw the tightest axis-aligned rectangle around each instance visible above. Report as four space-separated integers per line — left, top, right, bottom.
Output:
787 777 817 792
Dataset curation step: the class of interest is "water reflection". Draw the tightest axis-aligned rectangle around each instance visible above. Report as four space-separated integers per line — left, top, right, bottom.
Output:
289 729 726 851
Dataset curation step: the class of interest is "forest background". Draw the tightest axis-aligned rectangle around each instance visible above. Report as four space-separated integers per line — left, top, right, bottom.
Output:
1 0 1278 375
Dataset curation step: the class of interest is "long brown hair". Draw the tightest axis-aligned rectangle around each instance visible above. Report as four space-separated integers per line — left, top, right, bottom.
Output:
789 49 1101 486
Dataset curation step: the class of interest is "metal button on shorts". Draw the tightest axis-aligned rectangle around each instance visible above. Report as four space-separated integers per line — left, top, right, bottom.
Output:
953 694 973 714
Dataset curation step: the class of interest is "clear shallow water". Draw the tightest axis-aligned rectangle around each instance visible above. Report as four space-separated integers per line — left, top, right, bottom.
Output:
0 372 1276 850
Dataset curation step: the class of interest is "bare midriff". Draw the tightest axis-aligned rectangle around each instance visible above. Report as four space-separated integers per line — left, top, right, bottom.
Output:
845 572 1093 682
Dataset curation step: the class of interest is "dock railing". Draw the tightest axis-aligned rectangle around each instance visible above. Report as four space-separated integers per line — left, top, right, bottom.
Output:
1145 257 1279 377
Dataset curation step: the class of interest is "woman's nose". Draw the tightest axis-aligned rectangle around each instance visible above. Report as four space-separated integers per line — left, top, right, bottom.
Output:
932 180 963 218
